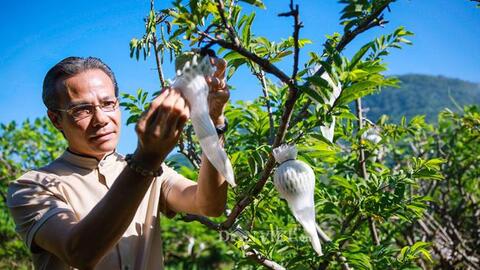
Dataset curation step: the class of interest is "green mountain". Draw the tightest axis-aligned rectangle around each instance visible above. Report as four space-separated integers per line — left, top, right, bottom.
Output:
362 74 480 123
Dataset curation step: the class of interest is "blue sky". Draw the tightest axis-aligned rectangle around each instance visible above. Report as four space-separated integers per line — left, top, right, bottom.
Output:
0 0 478 154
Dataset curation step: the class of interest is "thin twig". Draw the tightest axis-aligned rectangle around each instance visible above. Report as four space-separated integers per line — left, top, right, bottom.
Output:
278 0 303 81
245 250 286 270
227 0 236 20
181 214 221 230
254 70 275 144
152 36 166 89
356 98 380 246
178 125 201 168
149 0 166 88
215 0 240 46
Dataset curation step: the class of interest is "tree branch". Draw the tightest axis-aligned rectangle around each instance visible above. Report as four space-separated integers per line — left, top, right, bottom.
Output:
210 37 294 87
177 125 201 168
278 0 303 81
356 99 380 247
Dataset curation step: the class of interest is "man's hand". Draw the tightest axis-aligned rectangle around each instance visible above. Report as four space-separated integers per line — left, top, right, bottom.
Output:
206 57 229 126
134 88 190 168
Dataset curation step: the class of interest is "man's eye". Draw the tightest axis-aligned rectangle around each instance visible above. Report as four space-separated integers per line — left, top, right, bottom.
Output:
102 101 116 109
71 106 93 116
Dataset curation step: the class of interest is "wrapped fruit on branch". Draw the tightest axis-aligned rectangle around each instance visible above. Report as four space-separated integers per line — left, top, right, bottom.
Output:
172 51 235 187
361 126 385 161
308 65 342 143
273 144 324 255
319 71 342 143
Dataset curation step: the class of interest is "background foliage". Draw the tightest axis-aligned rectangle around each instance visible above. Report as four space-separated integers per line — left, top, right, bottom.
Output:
1 0 479 269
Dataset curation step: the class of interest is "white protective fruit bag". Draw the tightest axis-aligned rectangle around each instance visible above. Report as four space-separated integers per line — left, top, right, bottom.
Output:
308 65 342 143
273 144 323 255
319 71 342 143
172 53 235 187
362 126 385 161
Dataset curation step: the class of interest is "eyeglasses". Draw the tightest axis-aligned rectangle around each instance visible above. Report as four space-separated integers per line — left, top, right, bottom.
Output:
54 98 119 121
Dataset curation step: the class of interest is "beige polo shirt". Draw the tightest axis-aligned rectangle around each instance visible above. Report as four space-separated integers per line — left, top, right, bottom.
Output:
7 150 185 270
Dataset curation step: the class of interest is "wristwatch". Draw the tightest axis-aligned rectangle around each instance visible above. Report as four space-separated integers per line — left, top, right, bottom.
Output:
215 118 228 135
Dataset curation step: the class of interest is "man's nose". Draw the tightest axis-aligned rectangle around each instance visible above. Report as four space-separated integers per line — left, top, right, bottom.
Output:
91 106 109 127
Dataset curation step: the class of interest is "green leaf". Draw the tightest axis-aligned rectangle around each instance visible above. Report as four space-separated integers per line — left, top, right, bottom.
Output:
242 13 256 46
223 51 246 62
331 175 356 192
239 0 266 9
350 42 373 68
336 81 378 105
126 115 139 126
298 85 325 104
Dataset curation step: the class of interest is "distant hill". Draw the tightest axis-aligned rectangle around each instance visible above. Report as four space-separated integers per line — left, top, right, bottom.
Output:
362 74 480 123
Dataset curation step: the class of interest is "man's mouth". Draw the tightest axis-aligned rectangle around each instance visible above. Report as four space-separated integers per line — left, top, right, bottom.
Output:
90 131 115 141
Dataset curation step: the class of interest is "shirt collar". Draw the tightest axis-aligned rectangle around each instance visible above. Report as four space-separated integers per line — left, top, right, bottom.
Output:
59 149 120 170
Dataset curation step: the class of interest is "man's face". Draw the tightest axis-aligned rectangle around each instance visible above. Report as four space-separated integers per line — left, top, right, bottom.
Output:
49 69 121 159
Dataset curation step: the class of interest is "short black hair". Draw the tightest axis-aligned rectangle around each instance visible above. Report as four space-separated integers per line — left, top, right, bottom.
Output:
42 56 119 110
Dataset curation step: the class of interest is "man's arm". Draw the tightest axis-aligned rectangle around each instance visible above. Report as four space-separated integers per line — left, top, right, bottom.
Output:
34 89 190 269
163 135 228 217
162 57 230 217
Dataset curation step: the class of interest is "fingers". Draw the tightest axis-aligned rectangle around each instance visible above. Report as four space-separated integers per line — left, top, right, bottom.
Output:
151 90 180 135
206 76 227 92
211 57 227 78
146 89 190 139
164 93 188 137
133 88 190 162
180 98 191 129
136 88 170 134
206 57 228 93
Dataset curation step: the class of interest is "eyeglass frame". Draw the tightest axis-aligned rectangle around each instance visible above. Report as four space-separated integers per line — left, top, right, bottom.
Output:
52 97 119 121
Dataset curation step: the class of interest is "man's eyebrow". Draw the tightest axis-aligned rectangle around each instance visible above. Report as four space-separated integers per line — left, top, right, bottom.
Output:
67 96 116 107
100 96 117 101
67 101 91 108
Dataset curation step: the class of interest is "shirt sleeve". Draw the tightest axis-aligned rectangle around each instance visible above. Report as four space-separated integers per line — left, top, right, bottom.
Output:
158 164 191 218
7 175 73 252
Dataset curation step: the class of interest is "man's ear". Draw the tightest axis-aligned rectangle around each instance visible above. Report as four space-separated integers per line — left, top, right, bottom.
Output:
47 110 63 131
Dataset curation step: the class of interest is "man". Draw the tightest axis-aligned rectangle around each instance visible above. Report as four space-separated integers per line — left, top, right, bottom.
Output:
7 56 230 269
